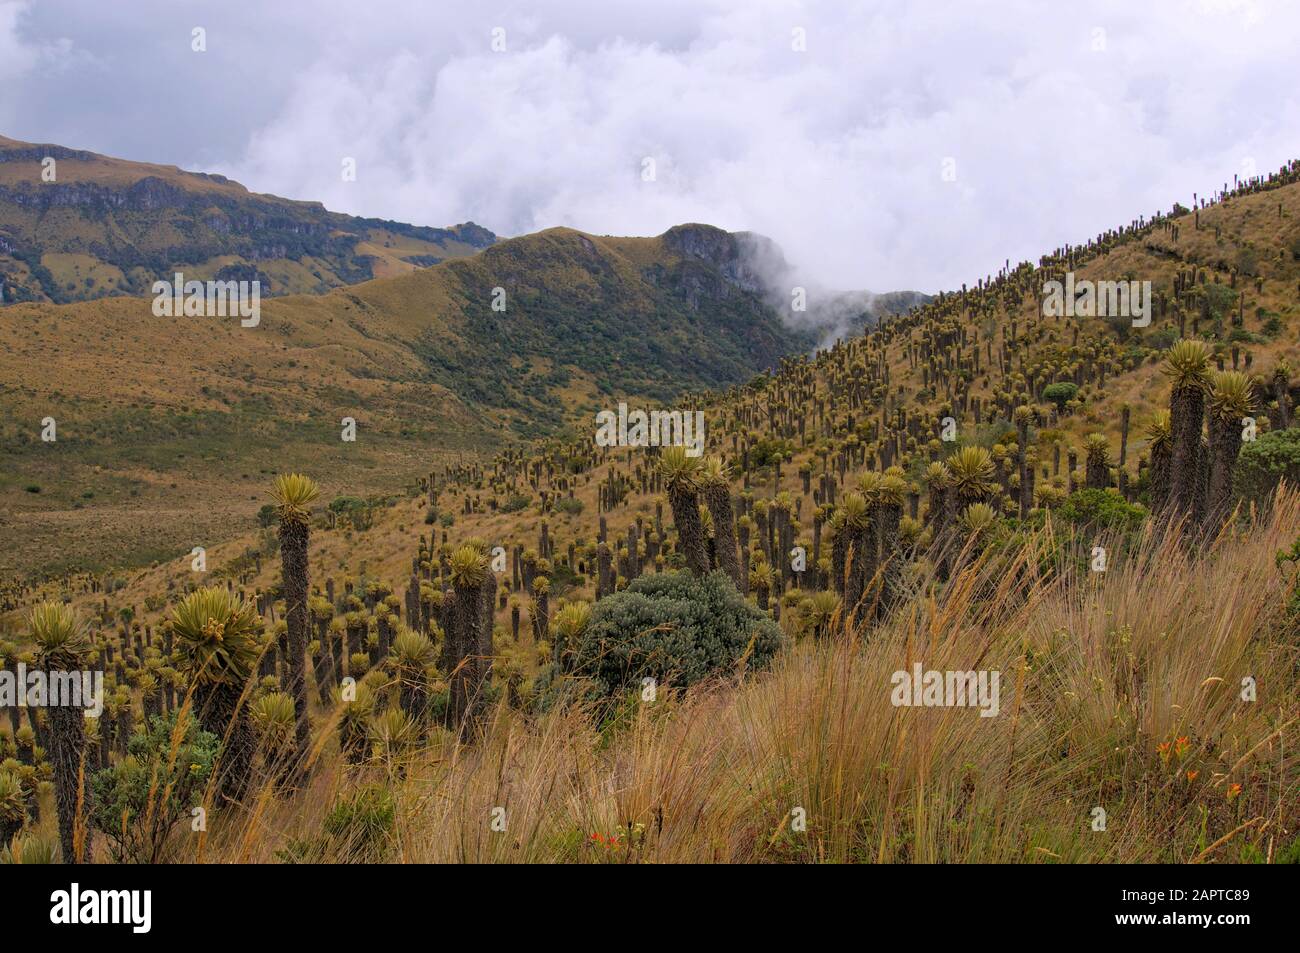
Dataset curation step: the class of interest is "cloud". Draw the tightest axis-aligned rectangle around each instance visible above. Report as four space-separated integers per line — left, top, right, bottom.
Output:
7 0 1300 293
0 1 87 130
0 1 52 88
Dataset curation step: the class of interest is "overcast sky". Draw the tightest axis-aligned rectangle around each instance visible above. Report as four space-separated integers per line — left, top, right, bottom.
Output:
2 0 1297 293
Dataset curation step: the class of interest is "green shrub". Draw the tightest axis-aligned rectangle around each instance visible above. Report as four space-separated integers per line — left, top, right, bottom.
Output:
322 785 396 860
89 712 219 863
749 437 796 469
548 561 583 597
1059 488 1147 532
501 493 532 514
1147 327 1178 350
1275 833 1300 864
0 770 26 845
1042 382 1079 412
1203 282 1237 318
328 495 376 529
1277 537 1300 637
571 571 785 697
554 496 584 516
1234 427 1300 506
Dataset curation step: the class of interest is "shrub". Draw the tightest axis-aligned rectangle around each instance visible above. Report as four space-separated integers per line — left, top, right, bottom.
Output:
0 770 26 845
1042 382 1079 412
1277 537 1300 636
501 493 532 513
328 495 375 529
553 496 584 516
1059 488 1147 532
89 712 219 863
548 560 584 596
1235 246 1259 278
322 785 395 861
1147 327 1178 350
0 833 58 864
748 437 796 469
1234 427 1300 506
277 783 397 863
571 571 785 697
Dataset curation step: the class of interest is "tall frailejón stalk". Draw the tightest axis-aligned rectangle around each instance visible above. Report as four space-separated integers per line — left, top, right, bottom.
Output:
29 602 92 863
271 473 320 783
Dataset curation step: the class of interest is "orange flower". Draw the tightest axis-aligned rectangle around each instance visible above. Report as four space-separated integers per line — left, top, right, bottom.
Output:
1185 770 1198 782
1174 736 1190 759
1157 741 1171 764
1226 783 1242 801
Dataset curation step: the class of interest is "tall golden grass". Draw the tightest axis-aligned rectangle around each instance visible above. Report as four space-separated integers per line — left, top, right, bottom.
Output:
101 491 1300 863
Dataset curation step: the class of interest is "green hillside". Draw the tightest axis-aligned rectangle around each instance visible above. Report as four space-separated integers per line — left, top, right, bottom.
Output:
0 222 843 580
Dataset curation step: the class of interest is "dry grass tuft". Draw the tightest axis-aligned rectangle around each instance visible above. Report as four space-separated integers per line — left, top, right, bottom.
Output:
150 492 1300 863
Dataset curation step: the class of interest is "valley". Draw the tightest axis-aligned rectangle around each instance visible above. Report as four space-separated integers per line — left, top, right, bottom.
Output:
1 145 1296 869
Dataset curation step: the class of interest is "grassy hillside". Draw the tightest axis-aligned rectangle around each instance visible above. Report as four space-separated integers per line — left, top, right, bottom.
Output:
64 492 1300 862
81 158 1300 613
0 223 824 580
1 161 1297 867
0 134 495 304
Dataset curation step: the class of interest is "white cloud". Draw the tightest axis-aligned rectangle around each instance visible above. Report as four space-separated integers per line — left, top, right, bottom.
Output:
0 1 82 130
0 1 39 84
9 0 1300 292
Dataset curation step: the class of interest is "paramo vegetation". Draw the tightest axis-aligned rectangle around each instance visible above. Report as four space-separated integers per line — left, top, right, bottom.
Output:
2 161 1299 863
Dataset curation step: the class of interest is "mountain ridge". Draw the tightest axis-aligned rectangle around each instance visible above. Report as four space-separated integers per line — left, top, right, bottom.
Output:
0 214 876 579
0 137 928 582
0 134 496 304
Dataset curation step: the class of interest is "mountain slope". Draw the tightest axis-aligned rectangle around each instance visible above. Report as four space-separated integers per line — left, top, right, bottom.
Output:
5 161 1297 871
0 222 828 579
47 158 1300 629
0 134 495 304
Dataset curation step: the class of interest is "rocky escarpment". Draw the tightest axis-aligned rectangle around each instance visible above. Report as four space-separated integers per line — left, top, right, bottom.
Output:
661 223 779 296
658 223 931 339
0 136 496 304
0 143 98 165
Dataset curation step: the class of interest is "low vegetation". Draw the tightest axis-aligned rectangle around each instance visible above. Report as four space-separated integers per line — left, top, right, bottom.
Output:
2 159 1298 864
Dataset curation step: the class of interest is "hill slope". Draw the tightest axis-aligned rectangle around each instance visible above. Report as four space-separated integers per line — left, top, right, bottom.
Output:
0 222 845 579
41 159 1299 622
2 162 1297 869
0 134 495 304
